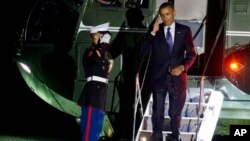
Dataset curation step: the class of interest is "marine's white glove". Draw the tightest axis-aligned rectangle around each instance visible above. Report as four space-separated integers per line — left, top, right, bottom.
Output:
100 33 111 44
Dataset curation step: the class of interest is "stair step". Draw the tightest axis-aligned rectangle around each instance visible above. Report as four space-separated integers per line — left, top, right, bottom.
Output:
136 88 224 141
136 130 197 141
146 102 207 118
141 116 202 133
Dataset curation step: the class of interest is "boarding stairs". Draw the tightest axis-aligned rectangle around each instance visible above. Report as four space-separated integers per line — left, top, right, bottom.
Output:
135 86 224 141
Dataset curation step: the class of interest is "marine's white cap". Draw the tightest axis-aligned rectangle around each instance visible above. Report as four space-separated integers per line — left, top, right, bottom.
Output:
90 22 110 34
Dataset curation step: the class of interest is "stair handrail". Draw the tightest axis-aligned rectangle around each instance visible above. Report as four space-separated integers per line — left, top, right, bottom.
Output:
195 9 227 140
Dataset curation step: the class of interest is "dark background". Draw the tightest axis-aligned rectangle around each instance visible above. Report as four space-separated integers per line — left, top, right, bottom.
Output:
1 0 80 140
1 0 230 140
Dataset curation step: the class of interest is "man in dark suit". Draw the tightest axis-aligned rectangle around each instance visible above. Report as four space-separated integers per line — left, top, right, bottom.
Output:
141 2 197 141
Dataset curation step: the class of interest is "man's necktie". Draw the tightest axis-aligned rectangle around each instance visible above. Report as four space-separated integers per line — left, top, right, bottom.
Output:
166 27 173 52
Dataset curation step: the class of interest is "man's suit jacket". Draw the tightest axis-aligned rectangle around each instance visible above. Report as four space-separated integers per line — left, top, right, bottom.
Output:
141 22 197 93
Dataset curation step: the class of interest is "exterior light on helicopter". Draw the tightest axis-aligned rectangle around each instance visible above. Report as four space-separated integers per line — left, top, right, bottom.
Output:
228 61 244 74
140 136 147 141
19 62 31 74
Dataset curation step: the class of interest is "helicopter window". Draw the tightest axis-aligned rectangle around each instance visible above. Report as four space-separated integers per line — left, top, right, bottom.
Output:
140 0 149 8
95 0 149 8
26 1 79 43
95 0 125 7
125 0 148 8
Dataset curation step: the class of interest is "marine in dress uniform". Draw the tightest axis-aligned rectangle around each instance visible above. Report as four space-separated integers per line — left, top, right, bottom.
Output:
78 22 113 141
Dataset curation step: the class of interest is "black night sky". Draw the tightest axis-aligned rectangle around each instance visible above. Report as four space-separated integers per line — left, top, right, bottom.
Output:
1 0 80 140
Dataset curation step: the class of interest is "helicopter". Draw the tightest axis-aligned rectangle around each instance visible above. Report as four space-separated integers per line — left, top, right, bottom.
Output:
12 0 250 140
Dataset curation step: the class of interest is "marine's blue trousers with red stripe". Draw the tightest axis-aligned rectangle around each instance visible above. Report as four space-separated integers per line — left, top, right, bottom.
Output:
80 106 104 141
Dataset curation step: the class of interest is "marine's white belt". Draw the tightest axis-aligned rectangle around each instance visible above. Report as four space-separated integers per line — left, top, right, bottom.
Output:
86 76 108 84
